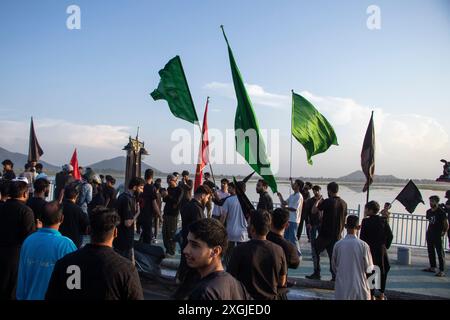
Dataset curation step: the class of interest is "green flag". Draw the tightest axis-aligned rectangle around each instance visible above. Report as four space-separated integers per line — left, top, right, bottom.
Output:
292 91 338 165
150 56 199 124
221 26 278 193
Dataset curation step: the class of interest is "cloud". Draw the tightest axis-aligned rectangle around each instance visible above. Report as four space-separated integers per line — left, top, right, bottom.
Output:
204 82 289 109
0 118 130 165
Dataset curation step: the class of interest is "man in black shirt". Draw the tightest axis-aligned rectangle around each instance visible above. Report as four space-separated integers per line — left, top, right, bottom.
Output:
307 182 347 281
162 174 183 256
297 182 313 241
113 177 145 264
179 170 193 211
26 178 50 226
422 195 448 277
103 175 117 209
175 186 213 294
304 185 323 276
256 179 273 213
0 180 10 204
267 208 300 269
60 186 89 248
46 207 144 300
183 218 250 300
445 190 450 253
2 159 16 181
139 169 159 244
228 210 287 300
0 180 35 299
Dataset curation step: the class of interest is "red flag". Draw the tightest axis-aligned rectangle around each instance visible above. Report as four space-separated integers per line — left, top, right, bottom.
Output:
194 98 210 191
70 149 81 180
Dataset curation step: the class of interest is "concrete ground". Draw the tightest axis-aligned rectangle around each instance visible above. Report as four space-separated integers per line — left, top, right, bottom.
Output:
151 235 450 300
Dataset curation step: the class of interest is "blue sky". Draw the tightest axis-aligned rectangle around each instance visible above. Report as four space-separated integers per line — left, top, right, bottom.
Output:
0 0 449 179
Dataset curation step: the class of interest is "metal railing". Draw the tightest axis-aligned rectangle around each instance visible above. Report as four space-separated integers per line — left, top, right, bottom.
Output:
253 201 448 249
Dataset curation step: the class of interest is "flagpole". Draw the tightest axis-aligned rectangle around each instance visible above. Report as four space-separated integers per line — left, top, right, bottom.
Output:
289 90 294 195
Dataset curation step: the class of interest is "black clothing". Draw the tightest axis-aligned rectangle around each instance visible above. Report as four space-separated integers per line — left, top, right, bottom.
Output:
305 197 323 227
103 184 117 209
228 239 287 300
179 179 193 210
60 200 89 248
180 198 205 242
189 271 251 300
26 196 47 222
426 207 447 240
113 191 137 251
139 183 157 243
0 199 35 299
267 231 300 269
163 186 183 216
360 215 393 292
45 244 143 300
318 196 348 240
257 191 274 213
2 170 16 181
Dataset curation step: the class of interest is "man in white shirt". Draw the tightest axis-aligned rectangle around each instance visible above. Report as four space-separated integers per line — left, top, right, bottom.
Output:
277 179 304 256
332 215 373 300
220 182 249 267
212 179 230 219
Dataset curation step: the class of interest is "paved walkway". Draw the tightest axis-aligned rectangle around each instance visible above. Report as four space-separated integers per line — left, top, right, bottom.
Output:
153 235 450 300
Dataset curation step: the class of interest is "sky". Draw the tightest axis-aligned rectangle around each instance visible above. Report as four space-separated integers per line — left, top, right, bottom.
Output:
0 0 449 179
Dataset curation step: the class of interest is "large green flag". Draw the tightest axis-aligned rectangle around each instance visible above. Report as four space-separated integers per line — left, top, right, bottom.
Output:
150 56 199 124
292 91 338 165
221 26 278 193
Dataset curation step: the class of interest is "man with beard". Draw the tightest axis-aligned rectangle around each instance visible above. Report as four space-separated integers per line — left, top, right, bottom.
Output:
113 177 145 264
256 179 273 213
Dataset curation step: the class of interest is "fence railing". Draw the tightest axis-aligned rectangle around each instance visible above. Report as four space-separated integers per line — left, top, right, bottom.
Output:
253 201 448 249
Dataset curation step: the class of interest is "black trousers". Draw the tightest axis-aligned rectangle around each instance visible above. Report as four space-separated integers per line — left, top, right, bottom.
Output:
427 236 445 272
140 218 153 244
314 237 337 278
0 246 20 300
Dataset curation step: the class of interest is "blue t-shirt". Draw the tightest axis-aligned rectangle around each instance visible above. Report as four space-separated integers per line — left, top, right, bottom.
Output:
17 228 77 300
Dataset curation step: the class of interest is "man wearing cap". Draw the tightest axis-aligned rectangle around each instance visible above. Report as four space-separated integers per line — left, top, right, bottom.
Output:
332 215 373 300
0 180 36 299
2 159 16 181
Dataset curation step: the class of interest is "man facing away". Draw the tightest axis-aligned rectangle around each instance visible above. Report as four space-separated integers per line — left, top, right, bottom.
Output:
60 186 89 249
113 177 145 264
307 182 347 281
256 179 274 213
276 179 304 256
26 177 50 227
422 195 448 277
360 201 393 300
16 201 77 300
219 182 249 267
46 207 144 300
267 208 301 269
332 215 373 300
179 170 193 211
305 185 323 275
0 180 36 300
228 210 287 300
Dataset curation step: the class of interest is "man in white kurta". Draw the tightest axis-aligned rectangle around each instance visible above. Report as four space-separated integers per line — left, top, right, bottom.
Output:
332 215 373 300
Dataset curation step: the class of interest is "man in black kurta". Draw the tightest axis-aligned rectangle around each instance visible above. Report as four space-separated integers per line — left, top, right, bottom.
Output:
360 201 393 299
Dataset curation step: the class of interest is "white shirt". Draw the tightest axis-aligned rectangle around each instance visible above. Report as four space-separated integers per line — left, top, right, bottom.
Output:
212 190 230 217
286 192 303 223
221 195 249 242
332 234 373 300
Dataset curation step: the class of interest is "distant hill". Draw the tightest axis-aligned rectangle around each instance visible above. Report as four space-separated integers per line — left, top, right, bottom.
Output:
337 170 405 183
87 156 166 176
0 147 60 172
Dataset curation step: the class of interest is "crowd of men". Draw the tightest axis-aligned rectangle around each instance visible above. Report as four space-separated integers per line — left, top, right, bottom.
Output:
0 158 449 301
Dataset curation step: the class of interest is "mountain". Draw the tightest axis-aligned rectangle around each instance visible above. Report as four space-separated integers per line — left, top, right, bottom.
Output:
0 147 60 172
338 170 405 183
87 156 166 176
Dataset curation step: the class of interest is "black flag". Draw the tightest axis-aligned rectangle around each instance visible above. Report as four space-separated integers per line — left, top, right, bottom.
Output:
361 111 375 192
28 117 44 163
242 171 256 183
395 180 424 213
233 176 255 220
